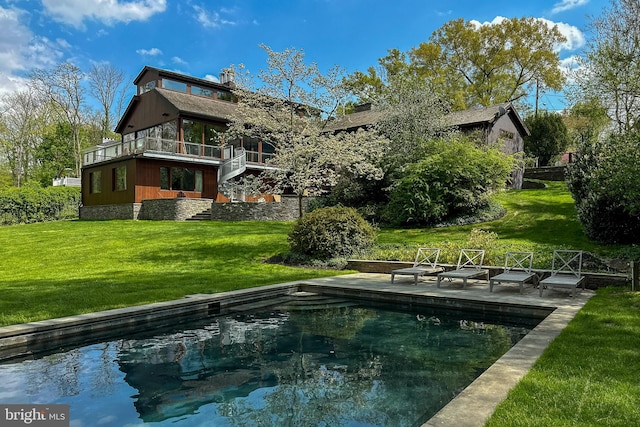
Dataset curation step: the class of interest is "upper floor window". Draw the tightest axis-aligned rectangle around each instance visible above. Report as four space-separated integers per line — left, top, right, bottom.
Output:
217 91 238 103
192 85 214 98
500 129 515 140
139 80 156 94
162 79 187 93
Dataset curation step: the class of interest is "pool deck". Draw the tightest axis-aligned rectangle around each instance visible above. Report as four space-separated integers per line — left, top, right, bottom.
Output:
293 272 593 427
0 272 592 426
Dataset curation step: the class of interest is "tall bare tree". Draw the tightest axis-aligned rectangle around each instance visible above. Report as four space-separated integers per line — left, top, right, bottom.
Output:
29 62 87 176
87 63 128 139
574 0 640 133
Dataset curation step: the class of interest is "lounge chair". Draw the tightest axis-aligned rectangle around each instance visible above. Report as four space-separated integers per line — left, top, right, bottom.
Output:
539 250 584 297
489 251 536 294
437 249 488 288
391 248 443 285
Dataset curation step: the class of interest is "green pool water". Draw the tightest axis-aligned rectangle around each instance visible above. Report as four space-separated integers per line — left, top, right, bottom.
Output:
0 298 539 426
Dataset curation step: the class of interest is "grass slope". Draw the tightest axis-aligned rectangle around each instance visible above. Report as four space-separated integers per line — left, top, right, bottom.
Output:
0 220 344 326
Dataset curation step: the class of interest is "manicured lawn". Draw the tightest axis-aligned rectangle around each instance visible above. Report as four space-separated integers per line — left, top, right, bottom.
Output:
0 220 345 326
486 287 640 427
374 181 638 266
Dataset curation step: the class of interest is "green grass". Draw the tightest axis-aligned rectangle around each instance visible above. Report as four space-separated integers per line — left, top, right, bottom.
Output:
0 220 345 326
486 287 640 427
373 181 638 267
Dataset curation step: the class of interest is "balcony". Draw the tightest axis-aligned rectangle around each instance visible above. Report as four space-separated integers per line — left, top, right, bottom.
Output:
82 137 274 167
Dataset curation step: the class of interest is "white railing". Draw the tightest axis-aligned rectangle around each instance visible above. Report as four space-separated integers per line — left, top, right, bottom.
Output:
218 147 247 183
82 137 272 167
82 137 225 166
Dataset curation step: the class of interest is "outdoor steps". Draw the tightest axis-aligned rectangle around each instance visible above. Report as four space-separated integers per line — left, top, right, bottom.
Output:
186 208 212 221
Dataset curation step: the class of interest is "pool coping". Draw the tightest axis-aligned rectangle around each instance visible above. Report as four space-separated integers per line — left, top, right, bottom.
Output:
0 273 592 426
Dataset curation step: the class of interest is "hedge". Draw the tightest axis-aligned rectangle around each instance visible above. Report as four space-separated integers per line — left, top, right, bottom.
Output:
0 185 81 225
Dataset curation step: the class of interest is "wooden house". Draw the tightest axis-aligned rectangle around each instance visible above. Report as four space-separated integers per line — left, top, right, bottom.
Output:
80 66 277 219
326 102 530 188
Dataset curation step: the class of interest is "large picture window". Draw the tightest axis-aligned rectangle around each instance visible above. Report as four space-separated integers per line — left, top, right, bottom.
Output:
113 166 126 191
160 167 203 192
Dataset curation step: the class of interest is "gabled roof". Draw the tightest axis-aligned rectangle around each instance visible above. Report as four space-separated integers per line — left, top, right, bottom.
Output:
133 66 233 91
324 101 530 137
447 102 530 137
155 88 237 121
115 88 238 133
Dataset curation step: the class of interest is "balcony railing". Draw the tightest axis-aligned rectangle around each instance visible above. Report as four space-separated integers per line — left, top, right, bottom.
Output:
82 137 272 167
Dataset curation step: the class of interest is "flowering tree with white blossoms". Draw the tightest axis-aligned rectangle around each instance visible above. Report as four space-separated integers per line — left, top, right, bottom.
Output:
227 45 389 217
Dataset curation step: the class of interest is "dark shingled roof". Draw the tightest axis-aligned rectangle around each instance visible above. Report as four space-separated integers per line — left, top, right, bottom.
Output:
155 87 237 121
326 101 529 137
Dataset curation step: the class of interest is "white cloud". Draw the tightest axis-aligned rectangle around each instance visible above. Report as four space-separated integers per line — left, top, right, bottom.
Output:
41 0 167 29
469 16 585 52
539 18 586 51
204 74 220 82
193 5 236 29
136 47 163 56
172 56 187 65
551 0 589 14
0 6 66 95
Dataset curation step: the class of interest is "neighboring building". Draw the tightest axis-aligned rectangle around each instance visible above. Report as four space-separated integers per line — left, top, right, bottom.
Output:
80 66 278 219
327 102 530 189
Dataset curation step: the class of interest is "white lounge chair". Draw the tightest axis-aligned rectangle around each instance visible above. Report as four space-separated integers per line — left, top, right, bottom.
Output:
391 248 443 285
489 251 536 294
539 250 585 297
437 249 488 288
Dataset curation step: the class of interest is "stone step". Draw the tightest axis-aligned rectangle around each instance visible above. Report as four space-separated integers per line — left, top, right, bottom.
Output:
186 209 212 221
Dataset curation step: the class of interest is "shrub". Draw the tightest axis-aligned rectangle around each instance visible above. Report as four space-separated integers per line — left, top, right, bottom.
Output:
0 184 80 225
288 207 376 260
566 132 640 243
384 136 514 226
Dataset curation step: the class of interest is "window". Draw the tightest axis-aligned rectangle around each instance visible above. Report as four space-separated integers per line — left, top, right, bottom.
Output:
217 91 238 103
113 166 127 191
160 167 203 192
499 129 515 140
205 124 226 145
160 167 170 190
191 85 214 97
162 79 187 92
162 121 177 140
139 80 156 94
182 120 203 145
89 171 101 193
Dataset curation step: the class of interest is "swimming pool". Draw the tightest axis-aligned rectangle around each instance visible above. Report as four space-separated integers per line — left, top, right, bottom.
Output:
0 295 541 426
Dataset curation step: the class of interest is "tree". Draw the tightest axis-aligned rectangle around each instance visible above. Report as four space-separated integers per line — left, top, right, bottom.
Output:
574 0 640 133
33 123 76 186
563 98 611 146
228 45 388 217
29 62 89 177
87 62 128 139
0 88 50 186
346 17 567 110
524 111 570 166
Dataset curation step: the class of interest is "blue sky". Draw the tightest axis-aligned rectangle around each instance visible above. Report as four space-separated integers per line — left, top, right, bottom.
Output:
0 0 610 111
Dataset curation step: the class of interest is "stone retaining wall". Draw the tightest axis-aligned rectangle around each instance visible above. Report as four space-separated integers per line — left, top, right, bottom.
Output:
210 195 307 221
523 166 566 181
139 198 213 221
80 203 142 220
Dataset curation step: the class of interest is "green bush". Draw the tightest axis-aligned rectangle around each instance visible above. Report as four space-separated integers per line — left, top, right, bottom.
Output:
566 132 640 244
0 184 80 225
288 207 376 260
385 136 514 226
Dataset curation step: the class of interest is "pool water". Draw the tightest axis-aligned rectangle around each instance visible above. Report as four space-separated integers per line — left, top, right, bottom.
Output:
0 298 538 426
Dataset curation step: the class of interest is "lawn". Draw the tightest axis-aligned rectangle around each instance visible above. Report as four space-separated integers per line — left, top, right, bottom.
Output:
1 181 639 425
0 220 345 326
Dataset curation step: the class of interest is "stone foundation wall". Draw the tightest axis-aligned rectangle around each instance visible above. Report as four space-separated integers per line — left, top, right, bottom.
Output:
80 203 141 220
139 198 213 221
210 195 307 221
